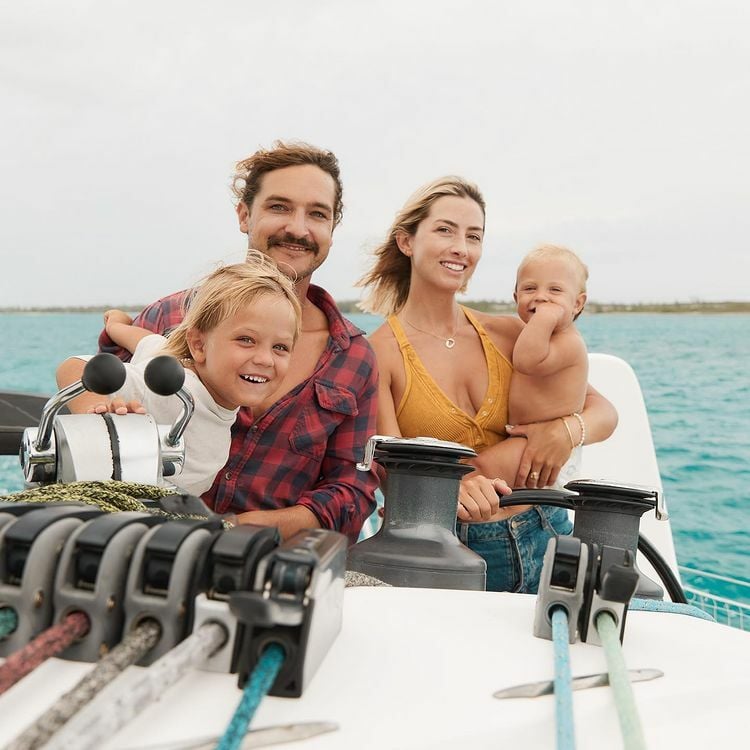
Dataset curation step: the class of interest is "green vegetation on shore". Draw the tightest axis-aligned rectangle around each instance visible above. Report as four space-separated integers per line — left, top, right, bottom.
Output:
2 301 749 314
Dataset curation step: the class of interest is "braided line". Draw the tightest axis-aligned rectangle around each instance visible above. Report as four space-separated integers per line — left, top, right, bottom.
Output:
0 612 90 695
0 607 18 639
551 607 575 750
6 620 161 750
43 622 226 750
0 481 204 521
596 611 647 749
216 643 286 750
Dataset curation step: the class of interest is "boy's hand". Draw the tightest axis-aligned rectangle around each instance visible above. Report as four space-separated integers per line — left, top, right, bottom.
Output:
87 397 146 415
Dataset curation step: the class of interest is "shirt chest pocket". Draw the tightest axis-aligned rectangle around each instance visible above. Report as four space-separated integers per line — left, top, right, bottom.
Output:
289 381 359 460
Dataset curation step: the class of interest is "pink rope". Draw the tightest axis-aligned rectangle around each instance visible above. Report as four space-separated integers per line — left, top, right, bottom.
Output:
0 612 90 695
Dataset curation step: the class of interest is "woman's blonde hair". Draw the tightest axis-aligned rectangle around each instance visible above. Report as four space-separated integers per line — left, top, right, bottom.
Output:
162 251 302 360
356 176 485 316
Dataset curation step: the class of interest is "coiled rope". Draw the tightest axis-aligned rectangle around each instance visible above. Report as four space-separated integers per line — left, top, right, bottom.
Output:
43 622 227 750
550 607 575 750
0 481 184 516
216 643 287 750
0 612 89 695
6 619 161 750
0 607 18 639
596 612 647 750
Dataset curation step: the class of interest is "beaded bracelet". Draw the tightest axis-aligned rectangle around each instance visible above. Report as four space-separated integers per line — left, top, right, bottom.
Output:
570 411 586 448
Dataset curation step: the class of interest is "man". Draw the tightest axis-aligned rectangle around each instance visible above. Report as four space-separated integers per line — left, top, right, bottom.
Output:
59 142 378 542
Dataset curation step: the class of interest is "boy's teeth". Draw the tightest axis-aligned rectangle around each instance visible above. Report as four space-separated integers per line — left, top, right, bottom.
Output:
240 375 269 383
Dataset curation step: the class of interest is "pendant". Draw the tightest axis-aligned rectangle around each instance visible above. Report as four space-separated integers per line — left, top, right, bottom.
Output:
445 338 456 349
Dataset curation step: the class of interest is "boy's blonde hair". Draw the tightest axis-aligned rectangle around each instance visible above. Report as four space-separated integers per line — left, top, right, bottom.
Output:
356 175 485 317
162 251 302 361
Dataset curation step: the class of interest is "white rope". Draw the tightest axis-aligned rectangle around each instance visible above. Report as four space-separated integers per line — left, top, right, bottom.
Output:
44 622 227 750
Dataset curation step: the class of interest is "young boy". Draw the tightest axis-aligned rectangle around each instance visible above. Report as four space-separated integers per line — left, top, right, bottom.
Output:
56 257 301 497
506 244 589 487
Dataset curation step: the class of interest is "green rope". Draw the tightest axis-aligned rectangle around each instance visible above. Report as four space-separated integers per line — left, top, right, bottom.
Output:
0 481 216 523
0 607 18 639
596 611 647 749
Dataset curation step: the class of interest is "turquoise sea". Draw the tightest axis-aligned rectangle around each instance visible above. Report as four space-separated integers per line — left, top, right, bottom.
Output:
1 312 748 611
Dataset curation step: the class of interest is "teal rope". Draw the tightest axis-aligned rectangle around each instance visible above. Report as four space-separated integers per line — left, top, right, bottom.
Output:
629 598 715 622
551 607 575 750
216 643 286 750
596 612 647 750
0 608 18 639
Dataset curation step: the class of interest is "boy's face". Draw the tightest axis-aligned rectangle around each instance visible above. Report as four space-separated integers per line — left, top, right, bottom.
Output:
514 257 587 327
187 295 297 410
235 164 337 284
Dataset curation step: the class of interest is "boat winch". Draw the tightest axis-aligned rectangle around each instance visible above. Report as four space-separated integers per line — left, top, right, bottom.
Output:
501 479 668 599
348 435 487 590
20 353 194 487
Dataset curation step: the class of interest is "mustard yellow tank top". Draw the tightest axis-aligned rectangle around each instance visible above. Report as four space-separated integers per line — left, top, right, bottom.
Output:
388 307 513 451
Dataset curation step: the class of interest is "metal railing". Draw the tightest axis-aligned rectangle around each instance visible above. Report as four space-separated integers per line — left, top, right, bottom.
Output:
678 567 750 632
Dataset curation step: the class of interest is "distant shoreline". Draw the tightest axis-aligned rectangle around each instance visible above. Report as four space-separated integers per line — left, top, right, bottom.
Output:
2 301 749 314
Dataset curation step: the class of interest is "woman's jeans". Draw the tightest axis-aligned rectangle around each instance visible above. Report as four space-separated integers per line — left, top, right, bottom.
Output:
456 506 573 593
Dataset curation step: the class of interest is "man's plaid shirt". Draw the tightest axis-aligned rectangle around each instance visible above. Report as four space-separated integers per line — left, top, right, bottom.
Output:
98 284 379 542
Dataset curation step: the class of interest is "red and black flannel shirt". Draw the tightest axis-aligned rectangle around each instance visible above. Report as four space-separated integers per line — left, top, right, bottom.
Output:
98 284 379 543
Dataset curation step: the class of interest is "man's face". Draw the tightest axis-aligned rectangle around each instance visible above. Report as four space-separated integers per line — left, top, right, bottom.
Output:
236 164 337 283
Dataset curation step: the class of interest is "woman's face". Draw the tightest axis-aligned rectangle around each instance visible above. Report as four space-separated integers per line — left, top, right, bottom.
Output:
398 195 485 293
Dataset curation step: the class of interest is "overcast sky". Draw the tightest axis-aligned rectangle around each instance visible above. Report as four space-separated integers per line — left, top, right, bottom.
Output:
1 1 748 307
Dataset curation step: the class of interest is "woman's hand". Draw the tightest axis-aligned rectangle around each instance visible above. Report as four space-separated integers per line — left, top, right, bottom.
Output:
505 419 571 488
457 474 512 522
86 397 146 415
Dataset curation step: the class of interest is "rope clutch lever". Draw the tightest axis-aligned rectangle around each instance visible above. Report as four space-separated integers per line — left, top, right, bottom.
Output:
229 528 348 697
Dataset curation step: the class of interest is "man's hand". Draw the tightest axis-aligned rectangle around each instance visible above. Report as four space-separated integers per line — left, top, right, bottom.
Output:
104 309 133 334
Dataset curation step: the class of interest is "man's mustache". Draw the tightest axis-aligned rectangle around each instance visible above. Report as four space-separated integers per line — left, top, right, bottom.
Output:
267 233 318 253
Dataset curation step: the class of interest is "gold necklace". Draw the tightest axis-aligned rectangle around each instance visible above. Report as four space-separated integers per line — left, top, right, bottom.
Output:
404 309 460 349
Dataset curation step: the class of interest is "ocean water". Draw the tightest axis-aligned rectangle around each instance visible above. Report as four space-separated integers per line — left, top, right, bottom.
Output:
1 311 748 605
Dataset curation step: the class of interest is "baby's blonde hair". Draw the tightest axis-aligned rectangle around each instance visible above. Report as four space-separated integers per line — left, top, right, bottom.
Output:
516 244 589 293
516 244 589 320
162 251 302 361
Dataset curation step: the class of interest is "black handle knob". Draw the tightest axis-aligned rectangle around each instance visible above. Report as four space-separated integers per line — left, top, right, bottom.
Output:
81 353 127 394
144 355 186 396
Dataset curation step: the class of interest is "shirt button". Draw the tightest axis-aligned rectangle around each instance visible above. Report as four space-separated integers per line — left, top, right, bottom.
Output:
251 424 259 432
481 411 488 416
224 472 232 480
488 398 493 403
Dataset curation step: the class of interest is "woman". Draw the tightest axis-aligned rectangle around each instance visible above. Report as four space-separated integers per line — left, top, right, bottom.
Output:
357 176 618 592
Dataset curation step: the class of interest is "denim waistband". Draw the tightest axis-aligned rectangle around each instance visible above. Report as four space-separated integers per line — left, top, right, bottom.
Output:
456 505 568 544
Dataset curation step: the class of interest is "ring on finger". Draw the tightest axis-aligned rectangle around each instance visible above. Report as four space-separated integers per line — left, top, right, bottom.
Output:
529 471 539 480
